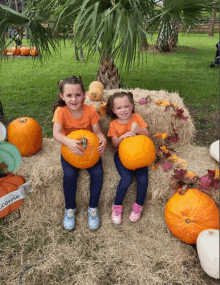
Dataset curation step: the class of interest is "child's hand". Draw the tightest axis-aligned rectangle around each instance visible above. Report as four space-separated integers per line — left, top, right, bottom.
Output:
98 137 107 156
67 139 84 156
121 131 136 140
130 122 141 134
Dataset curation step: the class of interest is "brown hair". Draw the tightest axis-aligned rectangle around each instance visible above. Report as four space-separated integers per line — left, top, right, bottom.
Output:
106 91 135 119
52 75 86 113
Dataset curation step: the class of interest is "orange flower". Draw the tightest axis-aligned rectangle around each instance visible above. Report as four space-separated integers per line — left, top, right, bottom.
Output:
170 101 179 109
154 132 169 140
184 171 197 179
168 154 179 162
215 169 219 179
151 164 159 170
155 100 170 108
160 145 169 153
175 157 187 169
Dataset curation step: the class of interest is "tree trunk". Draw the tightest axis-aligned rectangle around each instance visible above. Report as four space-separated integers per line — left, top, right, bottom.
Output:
168 20 179 48
96 57 120 89
208 6 217 37
157 24 170 52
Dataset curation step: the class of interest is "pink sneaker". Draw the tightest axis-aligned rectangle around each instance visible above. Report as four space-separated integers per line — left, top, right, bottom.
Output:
129 203 143 222
112 204 123 225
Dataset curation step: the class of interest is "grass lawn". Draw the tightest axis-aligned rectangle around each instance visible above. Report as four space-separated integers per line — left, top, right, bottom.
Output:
0 33 219 141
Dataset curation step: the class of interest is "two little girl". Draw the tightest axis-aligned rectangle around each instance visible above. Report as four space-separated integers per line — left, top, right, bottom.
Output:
52 76 150 231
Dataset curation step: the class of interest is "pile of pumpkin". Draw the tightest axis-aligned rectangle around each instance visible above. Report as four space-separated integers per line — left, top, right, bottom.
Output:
2 45 39 56
0 83 219 279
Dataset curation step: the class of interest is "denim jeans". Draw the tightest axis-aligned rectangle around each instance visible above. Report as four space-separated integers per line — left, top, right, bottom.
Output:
114 152 148 206
61 155 103 209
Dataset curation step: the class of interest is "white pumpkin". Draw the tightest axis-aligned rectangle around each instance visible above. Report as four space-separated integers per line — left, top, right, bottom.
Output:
0 122 6 141
196 229 219 279
210 140 219 163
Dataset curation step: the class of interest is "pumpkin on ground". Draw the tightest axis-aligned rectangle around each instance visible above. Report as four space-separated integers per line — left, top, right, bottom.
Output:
30 46 39 56
2 48 8 55
118 135 156 170
88 81 104 101
0 173 25 218
20 45 30 56
10 46 21 56
196 229 219 279
61 130 100 169
7 117 43 156
164 188 219 244
210 140 219 162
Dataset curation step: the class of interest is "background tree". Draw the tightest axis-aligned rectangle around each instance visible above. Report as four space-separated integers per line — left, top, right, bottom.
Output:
208 1 218 37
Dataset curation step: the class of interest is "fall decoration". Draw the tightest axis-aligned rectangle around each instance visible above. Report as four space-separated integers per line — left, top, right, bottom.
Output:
7 117 42 156
0 172 25 218
20 45 30 56
210 140 219 162
196 229 219 279
92 101 107 115
10 46 21 56
61 130 100 169
30 46 39 56
138 95 152 105
88 81 104 101
118 135 156 170
0 142 22 172
2 48 8 55
164 187 219 244
0 122 6 141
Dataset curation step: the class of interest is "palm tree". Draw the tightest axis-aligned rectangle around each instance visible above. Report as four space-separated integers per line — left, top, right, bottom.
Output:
208 1 218 37
0 0 214 87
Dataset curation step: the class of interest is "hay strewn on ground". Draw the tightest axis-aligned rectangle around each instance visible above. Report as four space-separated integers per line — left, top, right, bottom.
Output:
1 89 219 285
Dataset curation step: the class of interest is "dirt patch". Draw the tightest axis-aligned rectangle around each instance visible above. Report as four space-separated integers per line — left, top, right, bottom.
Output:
144 44 197 54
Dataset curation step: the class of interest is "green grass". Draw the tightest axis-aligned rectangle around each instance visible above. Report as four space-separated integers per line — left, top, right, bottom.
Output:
0 33 219 138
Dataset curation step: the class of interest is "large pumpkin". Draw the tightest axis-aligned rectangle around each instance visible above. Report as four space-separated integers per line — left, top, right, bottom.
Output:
164 188 219 244
7 117 42 156
61 130 100 169
20 46 30 56
118 135 156 170
88 81 104 101
0 173 25 218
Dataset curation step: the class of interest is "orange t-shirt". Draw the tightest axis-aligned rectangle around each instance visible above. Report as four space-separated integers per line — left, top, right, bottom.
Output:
107 113 148 138
52 104 100 136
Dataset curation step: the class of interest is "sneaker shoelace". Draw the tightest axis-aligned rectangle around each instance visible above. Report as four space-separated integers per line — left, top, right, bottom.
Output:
90 209 97 217
67 210 74 217
132 204 142 214
113 206 122 216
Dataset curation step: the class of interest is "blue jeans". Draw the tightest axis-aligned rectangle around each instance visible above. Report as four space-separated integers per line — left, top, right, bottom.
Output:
61 156 103 209
114 152 148 206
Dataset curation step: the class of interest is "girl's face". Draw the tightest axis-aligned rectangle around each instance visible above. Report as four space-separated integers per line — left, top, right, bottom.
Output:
60 84 85 112
112 96 133 121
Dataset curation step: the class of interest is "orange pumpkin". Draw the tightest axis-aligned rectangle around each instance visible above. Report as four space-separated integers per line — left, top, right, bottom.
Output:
20 45 30 56
88 81 104 101
118 135 156 170
164 188 219 244
10 46 21 56
0 173 25 218
2 48 8 55
61 130 100 169
7 117 43 156
30 46 39 56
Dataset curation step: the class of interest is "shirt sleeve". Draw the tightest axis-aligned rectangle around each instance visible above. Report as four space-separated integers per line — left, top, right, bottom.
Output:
107 121 118 137
136 114 148 129
90 106 101 126
52 107 64 125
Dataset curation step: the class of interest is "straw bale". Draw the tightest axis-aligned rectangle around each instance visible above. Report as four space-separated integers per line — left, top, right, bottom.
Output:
85 88 196 147
15 138 219 208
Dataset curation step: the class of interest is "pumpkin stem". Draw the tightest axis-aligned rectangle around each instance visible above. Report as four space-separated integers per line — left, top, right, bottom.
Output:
19 118 27 123
81 137 87 150
179 185 188 195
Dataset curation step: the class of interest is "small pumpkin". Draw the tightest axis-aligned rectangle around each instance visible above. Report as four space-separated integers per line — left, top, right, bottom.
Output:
7 117 43 156
118 135 156 170
20 45 30 56
164 188 219 244
196 229 219 279
30 46 39 56
61 130 100 169
88 81 104 101
2 48 8 55
10 46 21 56
0 172 25 218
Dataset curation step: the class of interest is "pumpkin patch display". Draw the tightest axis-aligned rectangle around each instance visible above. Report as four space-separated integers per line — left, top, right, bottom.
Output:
164 188 219 244
61 130 100 169
30 46 39 56
88 81 104 101
196 229 219 279
20 45 30 56
0 173 25 218
10 46 21 56
7 117 42 156
2 48 8 55
118 135 156 170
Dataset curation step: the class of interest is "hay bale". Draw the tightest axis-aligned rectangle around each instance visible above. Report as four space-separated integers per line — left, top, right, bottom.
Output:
85 88 196 147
